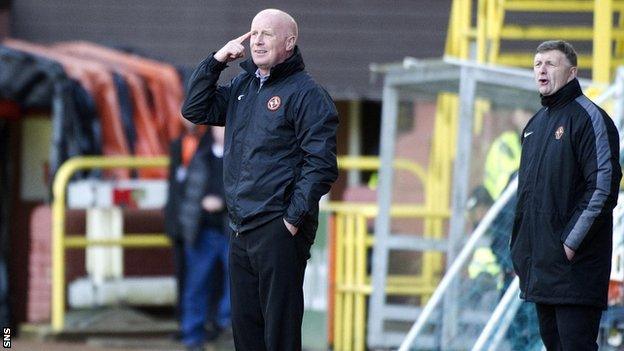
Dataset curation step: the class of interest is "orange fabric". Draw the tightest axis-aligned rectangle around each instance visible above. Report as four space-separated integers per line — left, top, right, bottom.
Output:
60 59 166 178
112 70 167 178
54 42 184 146
181 133 200 167
5 39 131 179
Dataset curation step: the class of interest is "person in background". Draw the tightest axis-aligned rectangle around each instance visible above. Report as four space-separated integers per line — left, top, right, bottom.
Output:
467 108 540 350
165 122 229 351
181 8 338 351
511 40 621 351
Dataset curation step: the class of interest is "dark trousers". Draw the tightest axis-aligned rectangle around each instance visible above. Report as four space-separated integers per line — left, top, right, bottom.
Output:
229 217 310 351
535 303 602 351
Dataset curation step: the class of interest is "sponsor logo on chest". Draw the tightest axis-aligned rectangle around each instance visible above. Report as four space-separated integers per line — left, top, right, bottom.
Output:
555 126 564 140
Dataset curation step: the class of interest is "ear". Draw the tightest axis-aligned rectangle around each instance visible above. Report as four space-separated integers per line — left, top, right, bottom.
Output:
285 36 296 51
569 66 578 78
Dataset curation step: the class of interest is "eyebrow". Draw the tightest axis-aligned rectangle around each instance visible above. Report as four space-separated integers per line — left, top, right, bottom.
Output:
251 29 274 34
534 58 559 65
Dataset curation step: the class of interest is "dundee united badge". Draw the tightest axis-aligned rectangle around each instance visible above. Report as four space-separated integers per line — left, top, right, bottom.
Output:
555 126 564 140
267 96 281 111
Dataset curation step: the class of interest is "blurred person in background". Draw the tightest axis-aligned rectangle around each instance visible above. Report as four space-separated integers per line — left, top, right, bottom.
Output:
467 108 540 350
181 8 338 351
511 40 622 351
165 122 229 351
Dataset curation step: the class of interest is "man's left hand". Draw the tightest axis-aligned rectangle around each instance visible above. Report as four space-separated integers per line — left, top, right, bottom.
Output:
563 244 575 261
202 195 224 213
283 218 298 236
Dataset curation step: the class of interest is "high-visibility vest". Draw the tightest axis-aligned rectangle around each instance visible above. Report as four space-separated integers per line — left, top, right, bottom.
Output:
483 131 522 200
468 247 501 278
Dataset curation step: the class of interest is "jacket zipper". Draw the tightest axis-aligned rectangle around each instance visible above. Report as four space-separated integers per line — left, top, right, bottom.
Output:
232 76 261 230
524 108 554 294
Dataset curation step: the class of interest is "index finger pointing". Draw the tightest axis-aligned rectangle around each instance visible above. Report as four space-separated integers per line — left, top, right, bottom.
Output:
235 31 252 44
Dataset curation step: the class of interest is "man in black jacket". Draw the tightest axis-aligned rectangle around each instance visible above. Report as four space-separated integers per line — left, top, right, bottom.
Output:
181 8 338 351
511 40 622 350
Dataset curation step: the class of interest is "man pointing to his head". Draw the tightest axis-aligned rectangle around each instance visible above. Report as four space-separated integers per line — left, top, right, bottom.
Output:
182 9 338 351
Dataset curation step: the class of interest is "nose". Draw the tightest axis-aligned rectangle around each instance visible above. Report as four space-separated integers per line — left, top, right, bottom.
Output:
255 34 264 45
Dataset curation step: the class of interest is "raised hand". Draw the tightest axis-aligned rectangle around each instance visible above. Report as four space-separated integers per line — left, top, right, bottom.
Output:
214 31 252 63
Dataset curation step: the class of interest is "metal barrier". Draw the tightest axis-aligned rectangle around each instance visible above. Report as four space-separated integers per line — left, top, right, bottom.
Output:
50 154 450 349
328 156 450 351
454 0 624 84
326 203 450 351
51 156 169 332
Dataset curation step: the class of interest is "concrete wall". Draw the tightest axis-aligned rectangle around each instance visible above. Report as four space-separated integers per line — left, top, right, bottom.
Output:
9 0 451 99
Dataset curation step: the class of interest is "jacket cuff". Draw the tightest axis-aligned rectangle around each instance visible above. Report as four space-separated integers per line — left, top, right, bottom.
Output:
285 209 305 228
561 231 579 251
205 53 228 73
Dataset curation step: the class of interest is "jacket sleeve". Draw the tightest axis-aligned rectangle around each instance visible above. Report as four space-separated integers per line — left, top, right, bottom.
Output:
561 109 622 251
181 54 230 126
284 86 339 227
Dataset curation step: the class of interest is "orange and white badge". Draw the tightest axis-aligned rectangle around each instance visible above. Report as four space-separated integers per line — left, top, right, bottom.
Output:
267 96 281 111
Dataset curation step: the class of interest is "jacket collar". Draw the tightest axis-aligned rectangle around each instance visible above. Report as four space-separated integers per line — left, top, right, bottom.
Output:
540 78 583 110
240 45 305 83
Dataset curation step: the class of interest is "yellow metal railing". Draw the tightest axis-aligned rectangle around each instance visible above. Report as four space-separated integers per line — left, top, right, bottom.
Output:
326 203 450 351
329 156 451 351
51 156 170 332
461 0 624 83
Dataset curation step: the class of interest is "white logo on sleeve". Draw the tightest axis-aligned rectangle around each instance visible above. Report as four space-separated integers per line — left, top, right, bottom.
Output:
237 94 245 101
523 131 534 138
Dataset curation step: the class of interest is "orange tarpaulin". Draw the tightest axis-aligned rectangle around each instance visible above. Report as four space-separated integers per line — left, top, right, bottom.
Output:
5 39 131 179
55 41 184 146
58 60 167 178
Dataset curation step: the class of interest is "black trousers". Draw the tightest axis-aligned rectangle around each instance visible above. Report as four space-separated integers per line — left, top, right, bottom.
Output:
535 303 603 351
229 217 310 351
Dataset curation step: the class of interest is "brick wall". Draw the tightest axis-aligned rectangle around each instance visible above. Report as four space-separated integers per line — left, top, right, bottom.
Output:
27 205 51 322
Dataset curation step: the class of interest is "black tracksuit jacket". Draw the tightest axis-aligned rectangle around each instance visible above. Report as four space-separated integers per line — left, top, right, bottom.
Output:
181 47 338 242
511 79 622 308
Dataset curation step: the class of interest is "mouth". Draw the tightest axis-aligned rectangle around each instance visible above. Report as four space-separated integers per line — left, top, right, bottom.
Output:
254 50 268 55
538 78 549 86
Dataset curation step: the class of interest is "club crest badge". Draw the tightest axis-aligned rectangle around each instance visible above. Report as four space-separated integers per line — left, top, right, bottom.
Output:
555 126 564 140
267 96 281 111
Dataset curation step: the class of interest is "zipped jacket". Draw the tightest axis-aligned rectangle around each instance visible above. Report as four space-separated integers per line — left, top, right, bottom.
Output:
181 47 338 241
165 131 226 245
511 79 622 308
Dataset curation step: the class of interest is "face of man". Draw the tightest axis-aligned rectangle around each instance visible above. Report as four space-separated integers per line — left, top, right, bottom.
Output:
533 50 577 96
250 11 295 75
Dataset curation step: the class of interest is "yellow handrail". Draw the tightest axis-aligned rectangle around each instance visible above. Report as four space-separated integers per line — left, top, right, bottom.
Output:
328 156 451 350
337 156 428 187
467 0 624 82
51 156 169 332
322 202 449 218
